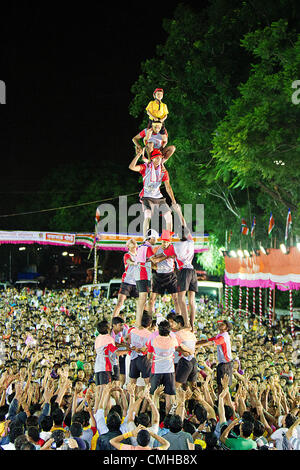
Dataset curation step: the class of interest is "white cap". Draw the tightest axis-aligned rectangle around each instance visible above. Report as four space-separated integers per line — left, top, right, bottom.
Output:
144 229 159 241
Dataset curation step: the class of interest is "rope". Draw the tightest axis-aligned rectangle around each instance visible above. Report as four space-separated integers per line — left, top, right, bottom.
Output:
0 192 140 218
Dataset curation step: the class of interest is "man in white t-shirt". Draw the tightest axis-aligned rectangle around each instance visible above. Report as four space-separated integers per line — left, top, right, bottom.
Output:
270 414 300 449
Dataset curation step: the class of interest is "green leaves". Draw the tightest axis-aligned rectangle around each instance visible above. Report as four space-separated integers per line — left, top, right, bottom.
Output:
129 3 300 248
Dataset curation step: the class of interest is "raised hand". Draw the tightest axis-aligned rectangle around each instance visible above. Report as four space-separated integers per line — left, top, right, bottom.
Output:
153 384 164 398
126 382 136 397
221 374 229 390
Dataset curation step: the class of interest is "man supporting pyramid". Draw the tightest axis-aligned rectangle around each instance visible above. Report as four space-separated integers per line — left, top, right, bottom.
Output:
129 147 177 239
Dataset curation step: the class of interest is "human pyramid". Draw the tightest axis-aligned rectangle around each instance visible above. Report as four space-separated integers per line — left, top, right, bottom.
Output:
1 91 299 452
95 88 231 418
126 87 198 330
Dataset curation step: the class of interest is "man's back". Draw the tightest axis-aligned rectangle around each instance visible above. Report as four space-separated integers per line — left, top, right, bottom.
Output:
96 430 131 450
164 430 193 450
225 436 257 450
96 430 121 450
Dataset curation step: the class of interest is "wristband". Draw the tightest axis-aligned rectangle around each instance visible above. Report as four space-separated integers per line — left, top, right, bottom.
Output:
122 432 133 439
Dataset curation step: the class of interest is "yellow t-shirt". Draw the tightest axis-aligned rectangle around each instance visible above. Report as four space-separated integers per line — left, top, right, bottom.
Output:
0 422 5 438
146 100 168 120
91 431 99 450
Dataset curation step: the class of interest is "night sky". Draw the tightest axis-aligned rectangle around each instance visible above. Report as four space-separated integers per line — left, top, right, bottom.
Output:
0 2 179 200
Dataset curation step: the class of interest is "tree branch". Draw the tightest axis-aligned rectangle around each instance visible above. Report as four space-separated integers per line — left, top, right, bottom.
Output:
257 181 297 211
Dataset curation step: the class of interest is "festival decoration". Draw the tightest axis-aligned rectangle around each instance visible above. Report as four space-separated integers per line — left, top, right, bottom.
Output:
230 285 233 318
289 289 295 339
239 285 242 318
269 287 273 328
225 284 229 311
245 286 249 318
259 287 263 326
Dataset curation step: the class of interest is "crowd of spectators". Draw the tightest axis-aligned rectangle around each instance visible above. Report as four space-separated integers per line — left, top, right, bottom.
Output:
0 286 299 451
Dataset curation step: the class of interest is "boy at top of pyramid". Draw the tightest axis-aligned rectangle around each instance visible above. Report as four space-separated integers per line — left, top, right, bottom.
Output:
133 88 173 165
145 88 169 133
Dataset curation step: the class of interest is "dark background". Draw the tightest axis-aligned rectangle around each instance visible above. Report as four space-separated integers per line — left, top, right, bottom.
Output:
0 2 187 285
0 2 177 194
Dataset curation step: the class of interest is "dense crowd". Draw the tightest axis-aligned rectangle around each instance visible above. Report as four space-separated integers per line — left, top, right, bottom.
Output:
0 286 299 451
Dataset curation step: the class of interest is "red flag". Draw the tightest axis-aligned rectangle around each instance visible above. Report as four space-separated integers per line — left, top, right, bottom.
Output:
268 213 275 236
95 207 101 227
240 218 249 235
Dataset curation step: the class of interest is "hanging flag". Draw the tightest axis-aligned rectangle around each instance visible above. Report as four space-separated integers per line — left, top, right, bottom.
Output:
285 209 292 243
251 216 256 238
268 212 275 236
95 207 101 227
240 218 249 235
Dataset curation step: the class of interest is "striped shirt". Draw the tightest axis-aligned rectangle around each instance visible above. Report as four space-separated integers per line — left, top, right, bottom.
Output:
94 334 118 372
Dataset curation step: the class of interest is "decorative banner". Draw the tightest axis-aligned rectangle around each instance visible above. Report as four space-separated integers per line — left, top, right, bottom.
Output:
225 247 300 291
0 231 75 246
0 230 210 253
75 233 210 252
